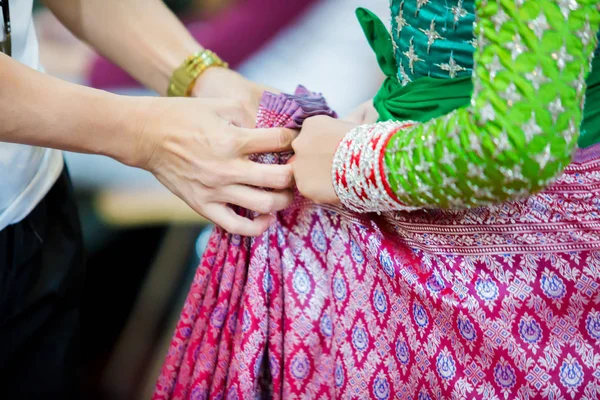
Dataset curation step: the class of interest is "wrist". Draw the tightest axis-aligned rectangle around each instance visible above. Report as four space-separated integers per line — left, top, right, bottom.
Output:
167 50 228 97
190 66 236 98
109 95 164 169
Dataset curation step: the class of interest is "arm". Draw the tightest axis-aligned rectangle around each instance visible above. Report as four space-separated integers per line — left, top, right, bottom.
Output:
87 0 320 90
0 52 149 166
332 0 600 212
42 0 199 95
0 52 296 236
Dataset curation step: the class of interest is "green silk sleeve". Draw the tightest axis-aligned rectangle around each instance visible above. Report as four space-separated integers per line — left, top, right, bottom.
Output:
333 0 600 212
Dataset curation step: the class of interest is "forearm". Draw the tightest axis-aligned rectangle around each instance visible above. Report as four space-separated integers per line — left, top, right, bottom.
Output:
0 53 151 166
43 0 201 95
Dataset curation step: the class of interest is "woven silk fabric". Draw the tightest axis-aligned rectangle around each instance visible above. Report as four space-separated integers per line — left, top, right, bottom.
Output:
154 86 600 399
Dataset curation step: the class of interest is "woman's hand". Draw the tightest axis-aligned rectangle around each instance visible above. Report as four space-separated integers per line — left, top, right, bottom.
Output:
135 96 297 237
344 99 378 124
291 116 357 205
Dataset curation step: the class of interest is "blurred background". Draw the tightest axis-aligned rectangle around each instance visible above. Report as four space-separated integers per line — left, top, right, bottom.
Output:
32 0 387 398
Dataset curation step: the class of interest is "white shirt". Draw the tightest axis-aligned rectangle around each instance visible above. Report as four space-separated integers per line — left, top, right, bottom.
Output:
0 0 63 231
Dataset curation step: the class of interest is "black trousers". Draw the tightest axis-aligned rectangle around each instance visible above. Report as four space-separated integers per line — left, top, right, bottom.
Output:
0 170 85 399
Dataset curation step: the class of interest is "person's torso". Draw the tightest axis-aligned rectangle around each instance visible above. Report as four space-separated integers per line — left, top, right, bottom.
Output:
0 0 63 230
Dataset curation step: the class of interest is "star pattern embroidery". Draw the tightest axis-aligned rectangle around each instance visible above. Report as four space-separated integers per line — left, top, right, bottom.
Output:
522 113 542 142
548 97 565 123
415 0 430 16
525 65 550 90
529 13 549 40
557 0 578 19
419 19 446 53
501 83 522 105
576 17 593 47
493 130 511 155
398 63 412 86
395 1 408 34
436 52 466 78
403 37 424 74
491 8 510 31
553 45 575 71
506 34 527 60
451 0 469 29
535 144 554 169
488 54 503 81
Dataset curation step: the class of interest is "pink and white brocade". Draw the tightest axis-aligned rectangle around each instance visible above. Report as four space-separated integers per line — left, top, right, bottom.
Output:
153 88 600 400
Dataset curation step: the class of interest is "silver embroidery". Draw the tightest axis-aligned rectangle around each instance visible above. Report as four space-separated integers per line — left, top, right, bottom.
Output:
557 0 578 19
436 52 466 78
563 119 578 146
522 113 542 142
451 0 469 29
415 0 430 16
525 65 550 90
552 45 574 71
479 103 496 124
501 83 522 105
529 13 549 41
489 55 503 81
469 133 484 155
491 8 510 32
395 1 408 34
576 17 592 47
391 31 399 52
465 37 478 48
441 147 457 166
493 130 511 155
506 34 526 60
420 19 446 53
500 163 525 183
398 63 411 86
573 67 585 96
332 121 418 213
466 163 485 178
403 37 424 74
535 144 554 169
548 97 565 123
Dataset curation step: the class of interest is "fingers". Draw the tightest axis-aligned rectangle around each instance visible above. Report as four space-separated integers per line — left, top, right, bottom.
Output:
234 161 294 189
237 127 298 154
217 185 293 214
204 204 275 237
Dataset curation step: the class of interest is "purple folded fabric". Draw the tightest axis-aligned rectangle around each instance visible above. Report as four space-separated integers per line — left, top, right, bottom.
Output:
252 86 337 166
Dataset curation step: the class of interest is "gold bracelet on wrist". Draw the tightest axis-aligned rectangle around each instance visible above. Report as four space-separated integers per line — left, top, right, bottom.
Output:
167 49 229 97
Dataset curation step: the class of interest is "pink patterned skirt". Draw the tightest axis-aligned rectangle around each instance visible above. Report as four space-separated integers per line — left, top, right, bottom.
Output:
153 89 600 400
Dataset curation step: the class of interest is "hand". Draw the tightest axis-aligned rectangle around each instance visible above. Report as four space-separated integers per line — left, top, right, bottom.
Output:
191 67 277 125
291 116 357 205
135 96 297 236
344 99 378 124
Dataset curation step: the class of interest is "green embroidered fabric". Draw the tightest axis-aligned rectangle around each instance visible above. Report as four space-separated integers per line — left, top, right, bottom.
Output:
353 0 600 209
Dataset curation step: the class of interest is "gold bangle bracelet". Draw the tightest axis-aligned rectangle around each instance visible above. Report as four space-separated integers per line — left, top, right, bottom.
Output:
167 50 228 97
